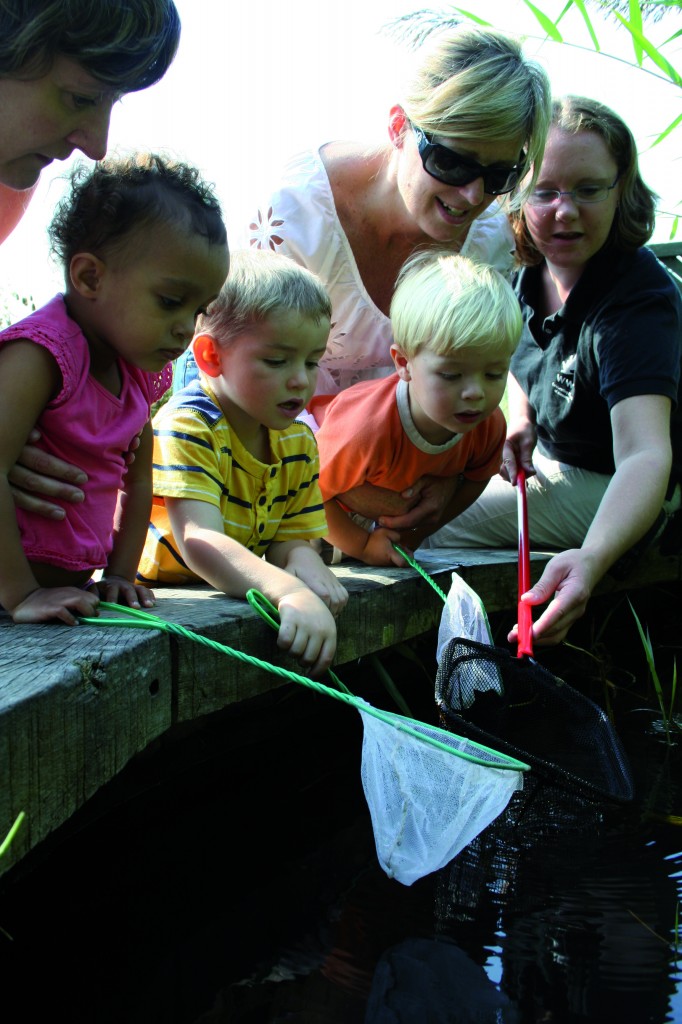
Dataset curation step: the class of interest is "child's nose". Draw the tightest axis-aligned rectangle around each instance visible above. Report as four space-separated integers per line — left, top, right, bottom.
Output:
288 366 310 389
461 377 484 399
173 315 195 342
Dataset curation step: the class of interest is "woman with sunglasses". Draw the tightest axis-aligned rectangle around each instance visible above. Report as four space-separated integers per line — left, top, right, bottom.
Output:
241 25 549 399
171 25 550 529
421 96 682 644
1 0 181 519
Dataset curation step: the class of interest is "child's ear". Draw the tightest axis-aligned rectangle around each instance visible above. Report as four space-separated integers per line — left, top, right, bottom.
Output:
388 105 409 148
192 333 223 377
69 253 106 297
391 343 411 381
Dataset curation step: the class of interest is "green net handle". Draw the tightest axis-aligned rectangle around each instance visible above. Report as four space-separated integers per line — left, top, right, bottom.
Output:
245 589 352 695
80 601 528 772
393 545 448 603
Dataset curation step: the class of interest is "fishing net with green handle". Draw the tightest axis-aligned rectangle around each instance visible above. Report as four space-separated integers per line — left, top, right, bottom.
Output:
82 601 528 885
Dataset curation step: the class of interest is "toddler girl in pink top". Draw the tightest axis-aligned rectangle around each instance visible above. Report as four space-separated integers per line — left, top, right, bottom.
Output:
0 153 228 624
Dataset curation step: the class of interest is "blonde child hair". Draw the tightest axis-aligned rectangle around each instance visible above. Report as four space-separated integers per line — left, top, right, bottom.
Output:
390 249 522 359
198 248 332 344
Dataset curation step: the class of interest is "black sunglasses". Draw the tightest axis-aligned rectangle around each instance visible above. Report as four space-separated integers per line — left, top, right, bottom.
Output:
412 124 526 196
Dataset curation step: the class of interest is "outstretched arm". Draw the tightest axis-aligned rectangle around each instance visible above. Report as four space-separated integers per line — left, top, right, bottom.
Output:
166 497 338 676
511 394 672 645
496 374 537 485
266 540 348 616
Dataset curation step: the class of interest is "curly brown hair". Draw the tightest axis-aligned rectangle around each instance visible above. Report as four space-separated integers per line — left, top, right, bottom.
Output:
49 152 227 266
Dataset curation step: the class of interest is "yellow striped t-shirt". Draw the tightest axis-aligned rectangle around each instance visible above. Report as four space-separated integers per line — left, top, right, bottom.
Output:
137 380 327 584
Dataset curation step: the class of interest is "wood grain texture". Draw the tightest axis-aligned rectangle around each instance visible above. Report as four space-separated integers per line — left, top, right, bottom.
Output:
1 544 678 877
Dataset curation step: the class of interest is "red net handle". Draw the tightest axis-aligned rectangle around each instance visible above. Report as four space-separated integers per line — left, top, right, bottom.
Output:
516 468 534 658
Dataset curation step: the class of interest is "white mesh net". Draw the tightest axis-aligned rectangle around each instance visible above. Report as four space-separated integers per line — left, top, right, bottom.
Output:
358 703 524 886
437 572 503 707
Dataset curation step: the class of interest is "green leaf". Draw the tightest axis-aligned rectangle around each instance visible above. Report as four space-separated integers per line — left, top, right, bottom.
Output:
613 11 682 85
520 0 564 41
650 109 682 147
628 0 645 64
452 6 492 26
567 0 601 52
554 1 575 29
663 29 682 45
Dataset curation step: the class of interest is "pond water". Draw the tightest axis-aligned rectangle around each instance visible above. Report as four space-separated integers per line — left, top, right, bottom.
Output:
1 586 681 1023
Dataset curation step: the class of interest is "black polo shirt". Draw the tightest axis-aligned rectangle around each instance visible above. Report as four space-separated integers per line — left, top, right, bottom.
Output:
511 245 682 488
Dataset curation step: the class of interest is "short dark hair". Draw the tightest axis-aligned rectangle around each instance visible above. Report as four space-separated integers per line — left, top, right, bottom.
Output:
0 0 180 93
512 95 658 266
49 152 227 266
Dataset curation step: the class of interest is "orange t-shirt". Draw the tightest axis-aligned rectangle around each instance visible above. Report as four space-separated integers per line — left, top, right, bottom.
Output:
310 373 506 501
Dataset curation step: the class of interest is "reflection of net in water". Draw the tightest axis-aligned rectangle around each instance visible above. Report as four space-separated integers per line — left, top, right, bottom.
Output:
436 637 634 806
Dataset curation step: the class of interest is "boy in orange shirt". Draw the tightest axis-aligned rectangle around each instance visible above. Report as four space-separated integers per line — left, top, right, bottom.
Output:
310 251 522 566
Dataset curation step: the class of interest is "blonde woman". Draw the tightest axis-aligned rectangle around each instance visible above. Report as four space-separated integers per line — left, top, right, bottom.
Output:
175 25 551 529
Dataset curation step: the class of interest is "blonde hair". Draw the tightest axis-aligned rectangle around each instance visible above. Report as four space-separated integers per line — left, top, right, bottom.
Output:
401 26 551 205
198 249 331 343
390 250 522 359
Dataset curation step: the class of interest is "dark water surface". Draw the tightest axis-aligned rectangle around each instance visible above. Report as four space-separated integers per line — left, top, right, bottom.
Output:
1 587 681 1023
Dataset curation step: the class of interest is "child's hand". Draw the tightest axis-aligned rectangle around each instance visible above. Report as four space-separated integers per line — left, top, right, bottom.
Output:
276 587 338 677
283 544 348 616
11 586 101 626
96 575 156 609
361 527 409 567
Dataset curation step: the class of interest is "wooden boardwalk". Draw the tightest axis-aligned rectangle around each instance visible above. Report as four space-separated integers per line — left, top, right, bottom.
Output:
1 543 681 880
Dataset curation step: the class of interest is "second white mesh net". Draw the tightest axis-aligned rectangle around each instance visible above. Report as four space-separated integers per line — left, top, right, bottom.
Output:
358 704 524 886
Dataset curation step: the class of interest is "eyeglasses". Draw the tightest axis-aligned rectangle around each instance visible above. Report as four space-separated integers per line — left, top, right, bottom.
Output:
526 180 620 207
412 123 525 196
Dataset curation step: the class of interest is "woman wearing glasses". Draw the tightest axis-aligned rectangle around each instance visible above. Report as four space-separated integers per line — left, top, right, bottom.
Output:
422 96 682 644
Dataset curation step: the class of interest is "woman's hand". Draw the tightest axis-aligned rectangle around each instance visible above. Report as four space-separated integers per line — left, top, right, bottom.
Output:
10 429 142 518
376 476 459 531
507 548 596 646
10 429 87 518
499 418 537 485
499 374 537 485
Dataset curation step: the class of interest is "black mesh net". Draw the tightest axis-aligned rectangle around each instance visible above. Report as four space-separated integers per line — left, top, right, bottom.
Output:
435 637 634 805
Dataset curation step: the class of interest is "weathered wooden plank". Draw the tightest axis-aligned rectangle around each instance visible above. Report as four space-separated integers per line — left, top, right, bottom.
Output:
0 543 679 879
0 617 172 875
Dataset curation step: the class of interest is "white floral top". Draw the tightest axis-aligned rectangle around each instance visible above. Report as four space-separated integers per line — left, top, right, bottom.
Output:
246 147 516 396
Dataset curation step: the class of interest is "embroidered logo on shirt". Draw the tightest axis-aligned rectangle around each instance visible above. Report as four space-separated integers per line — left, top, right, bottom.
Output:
552 353 576 402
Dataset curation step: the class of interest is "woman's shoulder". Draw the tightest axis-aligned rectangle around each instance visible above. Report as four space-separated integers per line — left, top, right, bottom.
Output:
461 204 516 277
593 245 682 310
245 146 337 252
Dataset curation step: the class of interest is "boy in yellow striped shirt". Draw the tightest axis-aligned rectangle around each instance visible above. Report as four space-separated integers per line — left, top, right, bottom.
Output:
138 250 347 676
